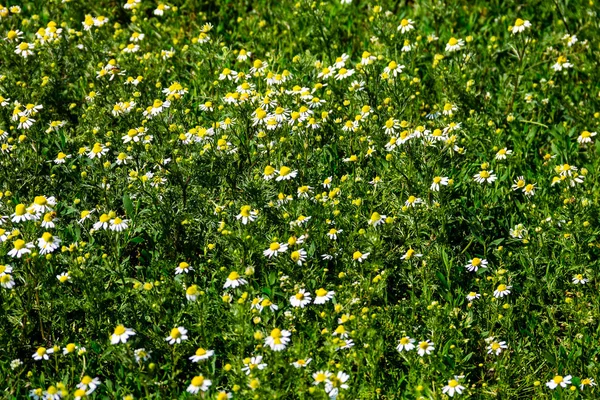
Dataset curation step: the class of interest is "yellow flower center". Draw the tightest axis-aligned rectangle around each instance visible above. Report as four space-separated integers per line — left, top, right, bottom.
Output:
114 325 126 335
186 285 198 295
316 288 328 297
291 251 300 261
170 328 181 339
269 242 280 251
227 271 240 280
191 376 205 387
195 348 207 356
279 166 291 176
448 380 459 388
15 204 26 215
34 196 47 205
448 37 458 46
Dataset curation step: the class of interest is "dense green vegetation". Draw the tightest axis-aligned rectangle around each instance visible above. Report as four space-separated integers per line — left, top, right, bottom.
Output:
1 0 600 398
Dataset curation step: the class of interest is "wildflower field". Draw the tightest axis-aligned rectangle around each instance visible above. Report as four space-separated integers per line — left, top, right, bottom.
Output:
1 0 600 398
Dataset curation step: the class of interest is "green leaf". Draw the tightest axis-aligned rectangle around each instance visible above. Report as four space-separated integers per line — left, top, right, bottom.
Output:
123 194 134 217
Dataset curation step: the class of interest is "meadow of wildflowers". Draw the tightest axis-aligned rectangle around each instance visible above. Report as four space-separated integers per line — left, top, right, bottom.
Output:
1 0 600 398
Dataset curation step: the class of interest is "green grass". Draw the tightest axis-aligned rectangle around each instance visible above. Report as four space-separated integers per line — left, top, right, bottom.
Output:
1 0 600 398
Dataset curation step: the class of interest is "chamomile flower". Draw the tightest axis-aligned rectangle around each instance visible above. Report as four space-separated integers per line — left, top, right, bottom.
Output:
37 232 61 254
134 348 151 363
154 3 170 16
352 251 369 262
401 248 422 260
43 386 61 400
111 325 135 344
290 289 312 307
63 343 77 355
546 375 571 389
56 272 71 283
223 271 247 288
109 217 128 232
187 375 211 394
493 284 511 298
486 338 508 355
165 326 188 345
313 370 332 385
292 358 312 368
175 262 193 274
290 249 307 265
33 347 54 361
445 37 465 52
405 195 423 207
578 130 596 144
579 378 596 390
263 165 277 180
0 264 13 276
512 176 526 191
77 376 101 394
396 336 415 352
327 228 342 240
523 183 536 197
242 356 267 374
276 166 297 181
8 239 34 258
465 257 487 272
430 176 449 191
15 42 34 58
1 274 15 289
495 148 512 160
368 212 386 227
442 377 465 397
473 170 497 184
325 371 350 398
383 62 404 79
417 340 434 356
572 274 588 284
466 292 480 301
11 203 32 223
511 18 531 34
189 347 214 362
335 68 354 80
32 196 56 214
314 288 335 304
263 242 289 258
265 328 291 351
397 18 414 33
551 56 572 71
185 285 200 301
88 143 109 159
